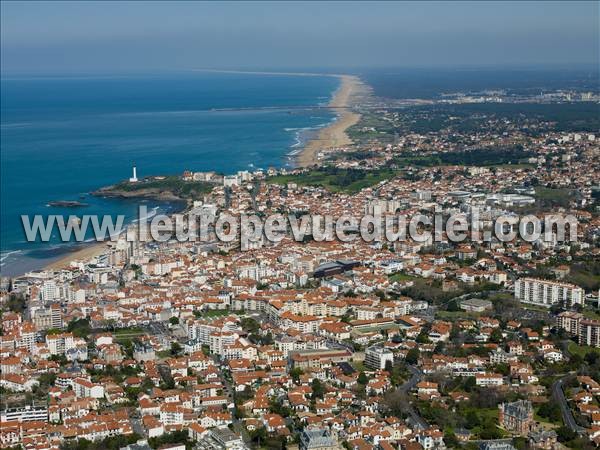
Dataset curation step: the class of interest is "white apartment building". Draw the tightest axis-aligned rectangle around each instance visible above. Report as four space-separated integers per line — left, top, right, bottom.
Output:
556 311 583 335
475 373 504 386
364 345 394 370
73 378 105 399
46 332 76 355
1 405 48 423
580 319 600 348
514 278 584 308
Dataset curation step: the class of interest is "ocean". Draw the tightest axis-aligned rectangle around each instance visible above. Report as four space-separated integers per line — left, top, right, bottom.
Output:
0 72 339 275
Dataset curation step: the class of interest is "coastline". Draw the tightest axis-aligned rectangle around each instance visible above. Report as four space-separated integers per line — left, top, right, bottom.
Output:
3 72 360 276
43 242 110 271
40 76 362 272
296 74 364 167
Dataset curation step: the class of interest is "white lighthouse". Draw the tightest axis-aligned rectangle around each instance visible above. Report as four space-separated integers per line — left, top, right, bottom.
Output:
129 165 138 183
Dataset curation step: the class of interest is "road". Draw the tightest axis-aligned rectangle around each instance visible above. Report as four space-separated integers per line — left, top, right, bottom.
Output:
551 375 586 434
213 354 252 445
399 365 429 430
130 411 146 438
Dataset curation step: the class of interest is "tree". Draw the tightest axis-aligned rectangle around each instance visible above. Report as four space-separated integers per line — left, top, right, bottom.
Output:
584 351 599 365
556 426 576 443
447 299 460 312
405 348 420 365
479 424 502 440
241 317 260 334
290 367 303 383
141 377 155 393
311 378 325 400
249 427 267 447
358 371 369 385
443 430 459 448
513 437 527 450
434 341 445 354
465 410 480 429
148 431 190 449
463 376 476 392
38 373 57 389
170 342 182 356
169 317 179 325
537 400 562 423
67 318 91 338
6 293 26 313
416 330 430 344
490 328 503 343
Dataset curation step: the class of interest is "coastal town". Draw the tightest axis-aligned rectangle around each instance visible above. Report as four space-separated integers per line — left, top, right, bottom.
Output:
1 73 600 450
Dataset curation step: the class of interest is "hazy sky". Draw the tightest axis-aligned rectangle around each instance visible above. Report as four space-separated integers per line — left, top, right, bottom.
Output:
1 1 598 73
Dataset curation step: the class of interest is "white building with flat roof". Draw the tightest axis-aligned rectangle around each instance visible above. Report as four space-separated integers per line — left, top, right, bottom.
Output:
364 344 394 370
514 278 584 308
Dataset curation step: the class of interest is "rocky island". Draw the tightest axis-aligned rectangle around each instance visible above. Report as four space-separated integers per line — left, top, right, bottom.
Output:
47 200 89 208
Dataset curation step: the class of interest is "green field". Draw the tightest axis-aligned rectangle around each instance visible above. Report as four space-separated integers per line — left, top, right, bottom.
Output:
568 341 600 358
351 360 367 372
110 176 215 199
268 167 398 194
113 327 145 343
534 186 574 208
388 272 418 283
194 309 232 318
435 310 481 320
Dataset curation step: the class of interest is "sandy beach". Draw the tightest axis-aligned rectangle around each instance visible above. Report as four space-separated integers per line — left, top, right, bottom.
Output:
296 74 364 167
44 242 110 271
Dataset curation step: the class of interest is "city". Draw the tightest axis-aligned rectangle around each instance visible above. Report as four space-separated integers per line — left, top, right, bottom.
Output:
1 2 599 450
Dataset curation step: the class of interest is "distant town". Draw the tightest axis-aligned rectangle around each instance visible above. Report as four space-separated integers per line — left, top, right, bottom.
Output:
1 77 600 450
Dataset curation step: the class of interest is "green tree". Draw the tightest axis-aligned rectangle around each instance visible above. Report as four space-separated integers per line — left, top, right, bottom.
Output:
465 410 480 429
241 317 260 334
170 342 182 356
443 430 459 448
556 426 576 443
537 400 562 423
67 318 91 338
311 378 325 400
290 367 303 383
358 371 369 385
405 348 420 365
490 328 503 343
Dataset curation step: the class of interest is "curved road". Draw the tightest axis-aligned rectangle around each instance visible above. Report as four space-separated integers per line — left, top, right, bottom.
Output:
399 365 429 430
551 375 586 434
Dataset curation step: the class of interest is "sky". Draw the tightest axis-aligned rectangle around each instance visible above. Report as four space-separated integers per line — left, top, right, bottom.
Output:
1 1 598 73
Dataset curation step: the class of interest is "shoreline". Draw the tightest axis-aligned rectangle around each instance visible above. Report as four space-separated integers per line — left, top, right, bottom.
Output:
4 73 364 276
296 74 364 167
43 241 110 271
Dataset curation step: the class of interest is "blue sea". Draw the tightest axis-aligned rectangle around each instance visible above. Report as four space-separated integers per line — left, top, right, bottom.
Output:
0 72 339 275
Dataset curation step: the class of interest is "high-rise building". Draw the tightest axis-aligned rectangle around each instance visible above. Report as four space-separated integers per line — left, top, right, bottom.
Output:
364 344 394 370
514 278 584 308
556 311 584 335
556 312 600 348
579 319 600 348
